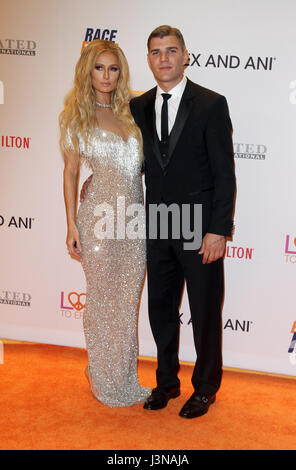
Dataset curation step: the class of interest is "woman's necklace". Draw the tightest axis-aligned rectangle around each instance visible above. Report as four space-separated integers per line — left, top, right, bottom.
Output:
96 101 111 108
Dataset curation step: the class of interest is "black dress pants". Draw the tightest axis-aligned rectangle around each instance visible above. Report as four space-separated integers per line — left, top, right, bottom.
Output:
146 237 224 396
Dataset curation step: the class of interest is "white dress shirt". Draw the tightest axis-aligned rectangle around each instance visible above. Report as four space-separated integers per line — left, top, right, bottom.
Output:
155 75 187 140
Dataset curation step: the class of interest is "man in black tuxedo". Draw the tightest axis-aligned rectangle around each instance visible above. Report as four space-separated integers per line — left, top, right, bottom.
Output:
129 25 235 419
81 25 235 418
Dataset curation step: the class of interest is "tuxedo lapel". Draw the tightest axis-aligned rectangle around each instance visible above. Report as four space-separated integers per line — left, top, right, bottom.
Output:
143 88 165 169
143 79 196 170
167 80 195 164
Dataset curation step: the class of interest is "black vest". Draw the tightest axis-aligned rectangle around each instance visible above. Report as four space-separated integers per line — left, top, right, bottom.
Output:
157 133 170 167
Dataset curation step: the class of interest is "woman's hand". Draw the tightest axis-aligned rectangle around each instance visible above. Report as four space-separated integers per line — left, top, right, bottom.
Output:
66 224 82 259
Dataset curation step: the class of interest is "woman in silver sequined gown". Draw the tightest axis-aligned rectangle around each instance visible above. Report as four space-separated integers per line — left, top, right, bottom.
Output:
60 40 150 407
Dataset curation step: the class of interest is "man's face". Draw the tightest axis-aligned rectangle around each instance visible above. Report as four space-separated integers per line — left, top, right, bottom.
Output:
147 35 189 91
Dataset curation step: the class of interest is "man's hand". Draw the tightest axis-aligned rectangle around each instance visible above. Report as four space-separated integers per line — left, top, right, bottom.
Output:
198 233 226 264
80 174 93 202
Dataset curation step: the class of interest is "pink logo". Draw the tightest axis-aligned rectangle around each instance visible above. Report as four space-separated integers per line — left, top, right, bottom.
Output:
285 235 296 255
60 291 86 311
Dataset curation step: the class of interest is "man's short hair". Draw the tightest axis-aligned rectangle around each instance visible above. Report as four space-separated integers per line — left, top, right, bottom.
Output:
147 25 186 51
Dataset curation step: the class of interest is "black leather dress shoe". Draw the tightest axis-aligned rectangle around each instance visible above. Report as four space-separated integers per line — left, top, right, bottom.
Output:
143 386 180 410
179 393 216 419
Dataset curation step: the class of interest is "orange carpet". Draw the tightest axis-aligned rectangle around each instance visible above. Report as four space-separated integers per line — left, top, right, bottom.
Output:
0 342 295 450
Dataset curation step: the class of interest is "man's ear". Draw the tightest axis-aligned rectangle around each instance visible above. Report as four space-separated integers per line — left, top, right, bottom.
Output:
184 49 190 66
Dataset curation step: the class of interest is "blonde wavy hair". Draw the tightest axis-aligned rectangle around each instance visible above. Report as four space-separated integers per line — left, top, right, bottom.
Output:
59 39 142 160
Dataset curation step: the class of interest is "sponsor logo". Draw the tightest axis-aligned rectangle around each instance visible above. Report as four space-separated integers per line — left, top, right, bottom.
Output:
1 135 31 149
60 291 86 319
289 80 296 104
0 80 3 104
189 53 276 71
224 318 253 332
0 290 31 307
0 215 35 229
284 235 296 264
288 321 296 365
0 39 37 56
81 27 118 53
225 245 254 260
179 313 253 333
234 143 267 160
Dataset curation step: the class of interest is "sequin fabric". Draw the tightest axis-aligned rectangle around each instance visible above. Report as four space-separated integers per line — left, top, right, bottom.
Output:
69 128 151 407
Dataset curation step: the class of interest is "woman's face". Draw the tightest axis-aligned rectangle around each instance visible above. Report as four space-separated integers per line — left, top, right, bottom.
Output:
91 51 120 99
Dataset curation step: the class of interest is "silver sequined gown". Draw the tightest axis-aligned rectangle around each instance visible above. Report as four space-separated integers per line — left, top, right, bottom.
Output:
71 128 150 407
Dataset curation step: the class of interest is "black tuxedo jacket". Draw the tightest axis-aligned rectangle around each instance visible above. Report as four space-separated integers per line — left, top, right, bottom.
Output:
130 78 236 237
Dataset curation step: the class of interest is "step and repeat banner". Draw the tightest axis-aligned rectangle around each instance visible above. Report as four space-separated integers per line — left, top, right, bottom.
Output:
1 0 296 376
